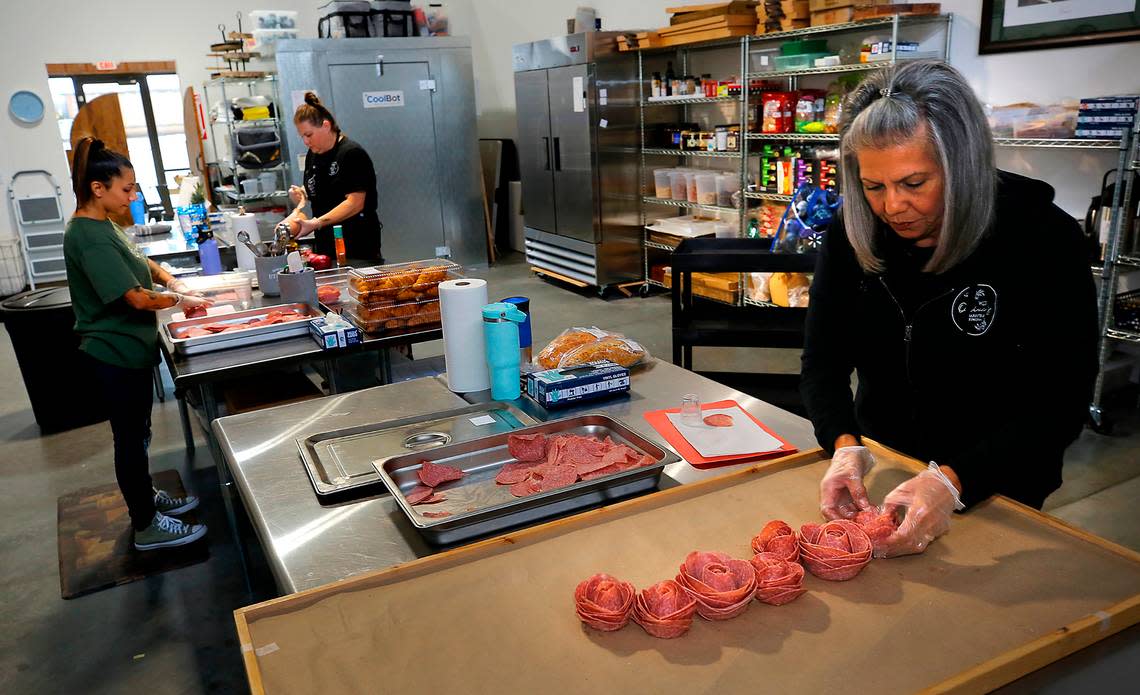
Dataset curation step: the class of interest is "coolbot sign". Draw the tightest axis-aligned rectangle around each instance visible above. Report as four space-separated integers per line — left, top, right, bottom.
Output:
951 284 997 336
362 90 404 108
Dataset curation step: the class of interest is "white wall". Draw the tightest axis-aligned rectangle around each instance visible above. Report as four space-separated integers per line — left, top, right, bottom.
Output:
447 0 1140 216
0 0 319 241
1 0 1137 243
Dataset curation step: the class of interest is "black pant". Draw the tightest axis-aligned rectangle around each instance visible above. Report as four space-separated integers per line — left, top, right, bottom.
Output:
92 358 156 531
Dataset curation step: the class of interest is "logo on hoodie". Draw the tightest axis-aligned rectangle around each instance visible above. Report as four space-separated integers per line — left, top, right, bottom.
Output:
951 284 997 337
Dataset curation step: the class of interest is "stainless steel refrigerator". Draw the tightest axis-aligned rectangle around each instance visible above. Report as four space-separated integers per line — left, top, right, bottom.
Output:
513 33 641 291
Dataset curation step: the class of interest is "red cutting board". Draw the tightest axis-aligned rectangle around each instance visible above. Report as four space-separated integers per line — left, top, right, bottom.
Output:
643 399 797 468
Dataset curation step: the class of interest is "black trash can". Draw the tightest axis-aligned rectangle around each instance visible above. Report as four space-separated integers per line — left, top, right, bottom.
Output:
1 287 108 432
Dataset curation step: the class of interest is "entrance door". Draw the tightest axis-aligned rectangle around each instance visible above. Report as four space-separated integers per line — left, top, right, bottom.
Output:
329 61 446 263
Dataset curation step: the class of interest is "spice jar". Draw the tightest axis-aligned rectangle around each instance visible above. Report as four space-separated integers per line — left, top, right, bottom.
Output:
715 125 729 152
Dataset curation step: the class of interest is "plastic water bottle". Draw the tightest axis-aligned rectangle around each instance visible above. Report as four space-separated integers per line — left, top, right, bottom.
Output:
197 228 222 275
482 302 527 400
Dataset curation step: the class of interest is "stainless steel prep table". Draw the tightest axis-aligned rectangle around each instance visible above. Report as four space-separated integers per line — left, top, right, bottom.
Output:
212 359 817 594
158 293 443 587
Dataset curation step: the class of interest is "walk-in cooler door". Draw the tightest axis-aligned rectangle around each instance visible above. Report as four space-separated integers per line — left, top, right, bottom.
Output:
514 69 557 236
329 60 446 262
547 63 597 244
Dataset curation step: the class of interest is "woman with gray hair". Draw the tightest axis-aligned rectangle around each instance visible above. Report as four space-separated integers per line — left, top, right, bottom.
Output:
799 61 1097 558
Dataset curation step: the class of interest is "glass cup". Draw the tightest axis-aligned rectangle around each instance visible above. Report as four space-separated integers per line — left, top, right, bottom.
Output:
680 393 701 426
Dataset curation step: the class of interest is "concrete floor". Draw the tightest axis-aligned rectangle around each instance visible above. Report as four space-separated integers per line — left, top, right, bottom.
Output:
1 252 1138 693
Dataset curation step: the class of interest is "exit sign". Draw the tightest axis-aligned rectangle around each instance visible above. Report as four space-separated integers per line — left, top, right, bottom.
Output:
94 61 119 71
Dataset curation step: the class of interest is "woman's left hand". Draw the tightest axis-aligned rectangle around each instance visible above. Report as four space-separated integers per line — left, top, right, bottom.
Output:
875 463 964 558
295 217 321 237
167 278 203 297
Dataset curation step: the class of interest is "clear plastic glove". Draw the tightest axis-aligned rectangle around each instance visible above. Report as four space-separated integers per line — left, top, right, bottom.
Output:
178 294 214 312
288 185 306 207
167 278 203 297
875 463 965 559
819 445 875 520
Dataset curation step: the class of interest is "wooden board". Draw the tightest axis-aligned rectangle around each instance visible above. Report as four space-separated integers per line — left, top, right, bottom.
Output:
655 25 757 47
234 442 1140 694
657 13 758 37
854 3 941 20
70 94 133 227
530 266 589 288
666 2 753 14
670 0 759 24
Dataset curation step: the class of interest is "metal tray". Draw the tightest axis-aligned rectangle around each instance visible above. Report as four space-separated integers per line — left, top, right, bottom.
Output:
375 413 680 545
297 403 537 497
163 302 321 355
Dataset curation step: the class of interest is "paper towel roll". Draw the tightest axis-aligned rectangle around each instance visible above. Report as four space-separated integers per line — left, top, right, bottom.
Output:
228 211 261 272
439 278 490 393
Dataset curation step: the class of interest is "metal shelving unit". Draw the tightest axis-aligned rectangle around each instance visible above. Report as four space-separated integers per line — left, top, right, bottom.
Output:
994 137 1120 149
635 13 954 304
1090 107 1140 432
202 76 290 206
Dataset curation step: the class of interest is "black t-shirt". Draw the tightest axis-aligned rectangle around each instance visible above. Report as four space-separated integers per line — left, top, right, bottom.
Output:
304 136 382 261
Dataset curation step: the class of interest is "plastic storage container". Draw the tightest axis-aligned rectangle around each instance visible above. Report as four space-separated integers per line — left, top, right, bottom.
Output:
774 53 831 71
344 297 442 333
669 170 688 200
314 267 350 308
716 174 740 208
685 171 699 203
750 46 780 73
249 10 299 29
248 29 299 56
348 259 460 303
695 173 718 205
653 169 673 198
177 271 255 309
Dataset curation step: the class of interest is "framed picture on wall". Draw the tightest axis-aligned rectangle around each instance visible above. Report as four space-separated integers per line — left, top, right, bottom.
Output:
979 0 1140 54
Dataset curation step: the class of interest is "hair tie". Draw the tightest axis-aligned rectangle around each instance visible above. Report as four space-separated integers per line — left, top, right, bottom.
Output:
880 87 892 99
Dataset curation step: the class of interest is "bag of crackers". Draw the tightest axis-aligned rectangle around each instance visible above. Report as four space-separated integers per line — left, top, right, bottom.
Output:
534 326 650 370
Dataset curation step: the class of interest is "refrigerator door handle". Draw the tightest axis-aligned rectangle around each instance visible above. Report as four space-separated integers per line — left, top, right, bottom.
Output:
542 136 551 171
552 137 561 171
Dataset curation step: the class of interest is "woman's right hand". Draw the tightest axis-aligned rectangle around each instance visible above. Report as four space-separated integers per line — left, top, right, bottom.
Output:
819 445 875 520
288 185 306 207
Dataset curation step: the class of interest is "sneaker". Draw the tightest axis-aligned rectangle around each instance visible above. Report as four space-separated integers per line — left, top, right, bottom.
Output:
134 512 207 551
154 487 199 515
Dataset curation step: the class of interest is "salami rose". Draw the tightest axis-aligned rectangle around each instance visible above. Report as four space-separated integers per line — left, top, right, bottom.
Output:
675 551 757 621
632 579 698 639
854 508 900 553
750 519 800 563
799 519 873 581
749 552 806 605
574 573 636 632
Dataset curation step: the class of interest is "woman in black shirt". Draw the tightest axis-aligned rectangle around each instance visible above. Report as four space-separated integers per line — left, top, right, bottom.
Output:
287 92 383 263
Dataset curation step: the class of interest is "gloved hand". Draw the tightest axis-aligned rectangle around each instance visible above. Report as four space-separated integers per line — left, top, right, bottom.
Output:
167 278 203 297
178 294 214 311
288 185 306 207
819 445 875 520
875 462 965 559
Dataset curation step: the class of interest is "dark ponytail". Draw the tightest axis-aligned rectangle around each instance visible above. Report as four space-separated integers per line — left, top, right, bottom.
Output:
72 137 133 208
293 92 340 133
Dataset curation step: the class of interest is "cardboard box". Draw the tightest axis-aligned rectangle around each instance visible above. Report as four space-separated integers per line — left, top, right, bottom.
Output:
809 0 855 11
811 7 856 24
309 316 362 349
526 360 630 409
781 0 811 19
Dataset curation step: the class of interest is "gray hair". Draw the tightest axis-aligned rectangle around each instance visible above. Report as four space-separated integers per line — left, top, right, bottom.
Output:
838 60 996 274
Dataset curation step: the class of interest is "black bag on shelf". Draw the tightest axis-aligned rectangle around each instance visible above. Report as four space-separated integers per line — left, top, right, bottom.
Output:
371 1 414 37
231 126 281 170
318 1 374 38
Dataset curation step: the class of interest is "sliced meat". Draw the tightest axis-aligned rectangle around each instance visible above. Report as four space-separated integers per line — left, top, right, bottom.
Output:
798 519 873 581
405 484 436 505
632 579 697 639
675 551 757 621
495 460 542 485
181 327 212 338
574 573 636 632
507 433 547 462
750 552 807 606
421 510 451 519
750 520 800 563
509 479 540 497
418 460 465 487
184 305 208 319
703 413 734 427
530 463 578 493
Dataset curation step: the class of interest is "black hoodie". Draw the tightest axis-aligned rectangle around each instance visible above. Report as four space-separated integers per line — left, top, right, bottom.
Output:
800 171 1098 509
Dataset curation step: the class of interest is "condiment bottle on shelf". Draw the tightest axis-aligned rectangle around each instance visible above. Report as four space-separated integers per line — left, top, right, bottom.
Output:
651 71 662 99
333 224 347 267
664 61 675 96
482 302 527 400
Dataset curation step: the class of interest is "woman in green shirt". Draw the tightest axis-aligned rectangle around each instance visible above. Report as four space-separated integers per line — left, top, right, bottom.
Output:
65 137 212 551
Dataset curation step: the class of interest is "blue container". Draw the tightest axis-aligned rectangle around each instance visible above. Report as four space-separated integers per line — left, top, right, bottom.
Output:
129 192 147 225
482 302 527 400
500 296 532 363
196 229 222 275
